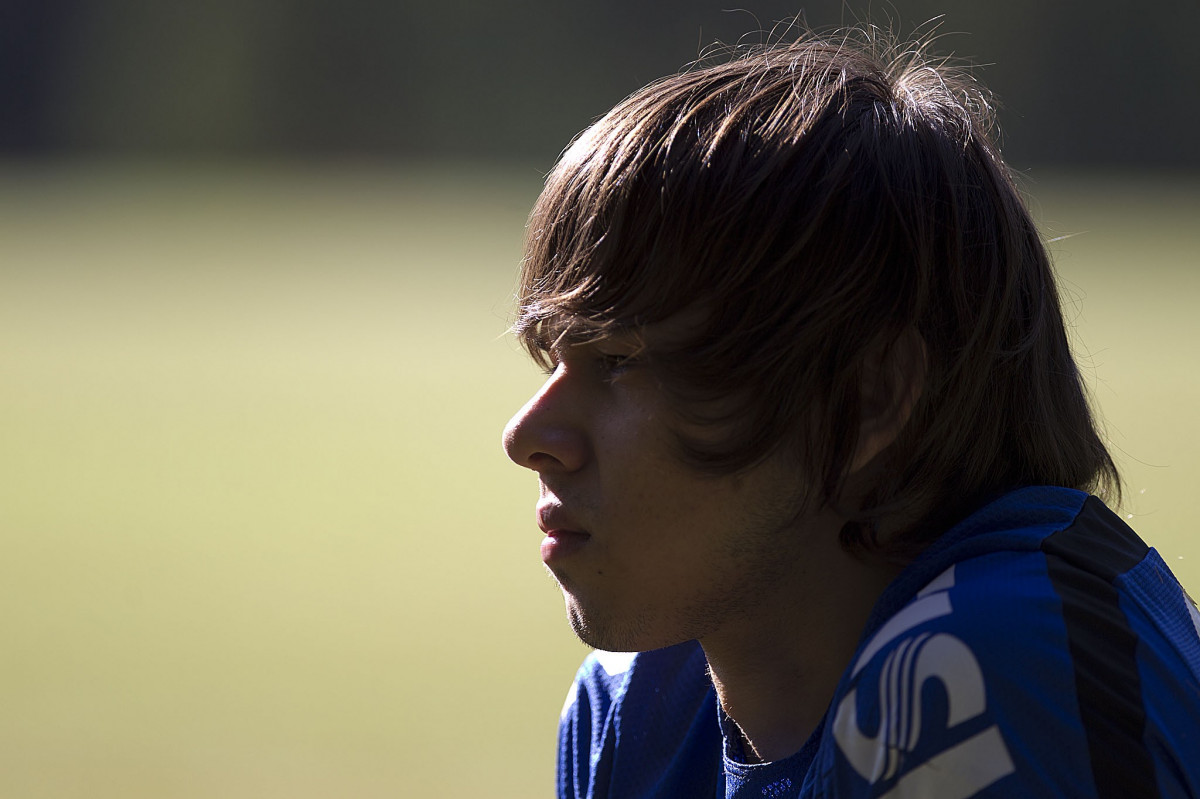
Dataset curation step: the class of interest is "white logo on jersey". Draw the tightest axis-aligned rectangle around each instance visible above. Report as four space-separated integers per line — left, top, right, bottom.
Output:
833 566 1016 798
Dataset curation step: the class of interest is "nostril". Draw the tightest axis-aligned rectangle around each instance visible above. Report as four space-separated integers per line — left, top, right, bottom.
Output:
526 450 567 471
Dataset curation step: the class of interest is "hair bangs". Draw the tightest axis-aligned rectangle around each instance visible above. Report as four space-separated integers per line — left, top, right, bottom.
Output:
514 68 792 364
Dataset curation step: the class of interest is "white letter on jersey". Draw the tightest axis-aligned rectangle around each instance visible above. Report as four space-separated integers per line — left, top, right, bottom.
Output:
833 566 1015 796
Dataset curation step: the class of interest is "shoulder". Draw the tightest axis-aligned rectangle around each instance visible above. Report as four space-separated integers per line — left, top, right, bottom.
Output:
818 491 1200 798
560 644 709 727
561 649 640 724
558 642 720 799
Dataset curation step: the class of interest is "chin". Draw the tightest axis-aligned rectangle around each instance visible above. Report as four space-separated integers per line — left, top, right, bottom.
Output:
564 595 682 653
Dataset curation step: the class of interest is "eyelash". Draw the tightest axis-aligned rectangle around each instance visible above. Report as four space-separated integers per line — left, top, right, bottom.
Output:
597 352 637 377
540 350 639 379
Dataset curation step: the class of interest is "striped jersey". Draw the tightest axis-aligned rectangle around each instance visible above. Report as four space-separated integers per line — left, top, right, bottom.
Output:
557 486 1200 798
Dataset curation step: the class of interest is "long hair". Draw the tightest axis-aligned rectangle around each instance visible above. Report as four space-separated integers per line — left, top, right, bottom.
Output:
514 27 1120 556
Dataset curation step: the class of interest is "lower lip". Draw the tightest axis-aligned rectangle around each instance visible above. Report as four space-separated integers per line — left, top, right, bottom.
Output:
541 530 590 562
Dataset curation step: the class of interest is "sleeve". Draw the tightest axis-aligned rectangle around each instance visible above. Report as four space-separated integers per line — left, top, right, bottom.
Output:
556 651 636 799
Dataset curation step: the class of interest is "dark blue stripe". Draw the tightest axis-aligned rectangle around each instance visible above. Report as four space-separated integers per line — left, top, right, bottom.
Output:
1042 496 1158 799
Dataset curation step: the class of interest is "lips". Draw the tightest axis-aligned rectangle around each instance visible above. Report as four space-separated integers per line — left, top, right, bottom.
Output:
540 529 590 562
537 502 591 562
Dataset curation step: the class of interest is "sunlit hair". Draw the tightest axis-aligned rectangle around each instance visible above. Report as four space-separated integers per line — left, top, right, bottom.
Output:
513 26 1120 557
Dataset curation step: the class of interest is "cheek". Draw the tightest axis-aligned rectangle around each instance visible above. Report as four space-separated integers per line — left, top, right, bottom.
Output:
593 402 753 562
614 476 742 568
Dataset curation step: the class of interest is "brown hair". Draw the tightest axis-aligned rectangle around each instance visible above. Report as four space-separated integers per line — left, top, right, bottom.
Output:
513 27 1120 556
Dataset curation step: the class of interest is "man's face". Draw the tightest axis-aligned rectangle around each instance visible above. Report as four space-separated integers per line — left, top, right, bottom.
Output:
502 320 817 653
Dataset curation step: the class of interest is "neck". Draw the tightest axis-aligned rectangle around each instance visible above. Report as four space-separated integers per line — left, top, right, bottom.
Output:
700 513 901 763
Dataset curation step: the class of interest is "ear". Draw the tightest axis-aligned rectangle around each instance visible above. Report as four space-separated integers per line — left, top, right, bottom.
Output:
849 328 927 474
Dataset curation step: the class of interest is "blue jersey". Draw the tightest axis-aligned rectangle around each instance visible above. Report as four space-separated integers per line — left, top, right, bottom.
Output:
557 487 1200 798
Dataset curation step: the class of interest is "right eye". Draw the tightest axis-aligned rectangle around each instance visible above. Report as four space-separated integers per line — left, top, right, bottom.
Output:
595 351 638 378
540 338 642 380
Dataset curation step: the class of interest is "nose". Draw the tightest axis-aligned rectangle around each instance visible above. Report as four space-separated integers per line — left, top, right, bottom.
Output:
502 368 589 474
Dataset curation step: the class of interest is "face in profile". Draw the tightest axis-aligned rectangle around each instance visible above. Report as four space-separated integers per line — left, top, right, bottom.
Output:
503 317 823 653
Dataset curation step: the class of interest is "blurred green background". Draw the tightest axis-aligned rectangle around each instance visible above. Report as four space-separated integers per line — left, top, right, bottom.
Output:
2 1 1198 797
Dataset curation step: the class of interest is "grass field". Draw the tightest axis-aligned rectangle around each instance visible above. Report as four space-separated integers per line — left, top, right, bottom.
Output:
1 162 1196 798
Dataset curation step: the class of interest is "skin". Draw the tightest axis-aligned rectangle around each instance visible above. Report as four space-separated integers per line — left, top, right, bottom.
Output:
502 318 914 763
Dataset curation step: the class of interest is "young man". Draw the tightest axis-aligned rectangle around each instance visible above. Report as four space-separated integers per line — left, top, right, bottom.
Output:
502 28 1200 798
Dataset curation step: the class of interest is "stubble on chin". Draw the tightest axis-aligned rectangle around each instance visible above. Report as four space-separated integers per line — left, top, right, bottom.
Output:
562 582 753 654
564 593 656 652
